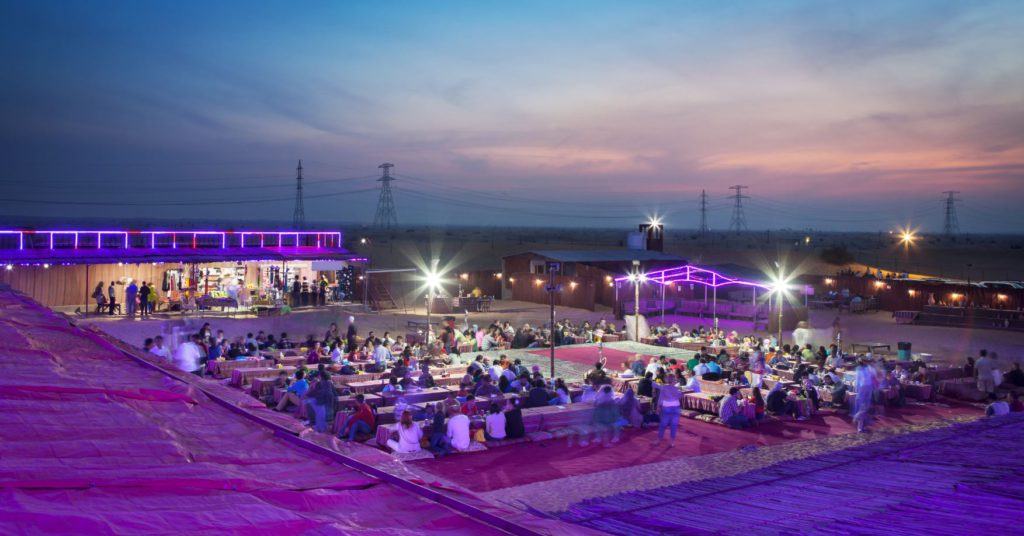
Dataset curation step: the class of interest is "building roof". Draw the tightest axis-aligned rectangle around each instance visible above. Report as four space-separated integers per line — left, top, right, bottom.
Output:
510 249 686 264
698 263 772 285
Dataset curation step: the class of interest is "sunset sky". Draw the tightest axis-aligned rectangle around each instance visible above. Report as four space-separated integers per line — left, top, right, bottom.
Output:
1 1 1022 231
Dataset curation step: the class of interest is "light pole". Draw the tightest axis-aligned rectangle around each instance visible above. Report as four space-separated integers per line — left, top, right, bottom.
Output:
545 261 561 378
627 260 646 341
773 262 788 345
424 258 441 345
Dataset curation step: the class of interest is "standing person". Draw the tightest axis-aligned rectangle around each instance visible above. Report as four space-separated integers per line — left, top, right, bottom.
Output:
304 371 337 433
125 280 138 318
139 282 151 318
92 282 106 314
345 316 358 353
853 358 877 433
974 350 996 396
749 351 766 388
107 282 117 316
653 374 683 447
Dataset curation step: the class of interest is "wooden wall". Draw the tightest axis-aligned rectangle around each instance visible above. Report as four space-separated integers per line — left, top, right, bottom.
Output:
0 262 260 308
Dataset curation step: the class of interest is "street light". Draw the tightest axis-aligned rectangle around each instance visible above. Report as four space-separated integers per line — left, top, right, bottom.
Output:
772 262 790 345
627 260 647 341
423 259 442 345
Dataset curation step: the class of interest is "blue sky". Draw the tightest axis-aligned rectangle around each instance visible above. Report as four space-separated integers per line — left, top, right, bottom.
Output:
1 1 1023 231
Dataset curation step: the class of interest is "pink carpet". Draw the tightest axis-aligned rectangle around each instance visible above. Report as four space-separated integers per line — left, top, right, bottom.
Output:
530 346 671 371
411 402 980 493
0 290 512 535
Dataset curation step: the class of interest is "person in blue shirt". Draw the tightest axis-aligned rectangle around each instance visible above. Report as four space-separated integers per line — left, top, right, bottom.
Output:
706 359 722 375
274 370 309 412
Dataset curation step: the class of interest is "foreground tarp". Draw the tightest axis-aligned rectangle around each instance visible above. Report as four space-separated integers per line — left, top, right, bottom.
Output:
0 290 511 535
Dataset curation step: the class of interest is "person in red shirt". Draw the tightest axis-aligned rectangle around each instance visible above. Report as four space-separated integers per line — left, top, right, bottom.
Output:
1010 392 1024 413
338 394 375 442
460 394 479 415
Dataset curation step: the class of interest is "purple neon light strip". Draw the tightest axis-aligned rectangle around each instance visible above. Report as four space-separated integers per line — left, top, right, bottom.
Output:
0 230 345 251
615 263 770 289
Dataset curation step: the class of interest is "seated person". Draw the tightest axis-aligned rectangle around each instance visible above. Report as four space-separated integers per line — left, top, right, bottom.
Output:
460 394 479 415
386 410 423 454
985 394 1010 417
637 372 655 398
1009 392 1024 413
446 408 472 451
682 369 701 393
274 370 309 412
474 376 502 399
766 382 797 418
822 375 847 407
1004 362 1024 388
484 403 507 441
337 394 375 442
526 380 551 408
382 375 402 393
719 387 752 429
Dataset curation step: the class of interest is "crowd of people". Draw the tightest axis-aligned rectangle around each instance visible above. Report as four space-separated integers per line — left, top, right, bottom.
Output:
138 314 1023 459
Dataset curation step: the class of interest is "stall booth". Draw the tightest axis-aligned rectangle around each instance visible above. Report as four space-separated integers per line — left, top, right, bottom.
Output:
0 229 366 315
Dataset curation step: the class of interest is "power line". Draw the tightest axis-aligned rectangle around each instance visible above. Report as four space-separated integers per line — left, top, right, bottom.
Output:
699 189 709 234
293 160 306 230
943 190 961 236
0 187 378 207
373 163 398 229
727 185 749 233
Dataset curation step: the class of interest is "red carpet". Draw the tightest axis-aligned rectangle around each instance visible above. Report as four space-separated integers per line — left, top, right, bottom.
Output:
410 402 980 493
530 346 675 371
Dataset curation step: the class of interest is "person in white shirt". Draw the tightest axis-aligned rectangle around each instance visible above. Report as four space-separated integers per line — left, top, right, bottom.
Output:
386 410 423 454
484 404 506 440
683 370 701 393
985 394 1010 417
446 409 472 451
693 358 710 377
173 334 204 374
645 357 662 377
371 339 391 371
329 344 345 364
149 335 172 362
487 360 503 383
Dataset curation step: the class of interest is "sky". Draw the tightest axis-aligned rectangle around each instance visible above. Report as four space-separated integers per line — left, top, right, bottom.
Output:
1 0 1023 232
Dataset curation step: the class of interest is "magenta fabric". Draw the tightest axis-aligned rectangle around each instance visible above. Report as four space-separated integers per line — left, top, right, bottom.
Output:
0 291 508 535
413 401 980 493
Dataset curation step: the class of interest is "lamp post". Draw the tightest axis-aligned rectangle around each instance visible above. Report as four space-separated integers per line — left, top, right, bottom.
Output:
545 261 561 378
424 258 441 345
628 260 646 341
773 262 787 345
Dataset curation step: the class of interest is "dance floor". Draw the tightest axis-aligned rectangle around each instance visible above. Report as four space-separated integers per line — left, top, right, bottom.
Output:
410 401 979 493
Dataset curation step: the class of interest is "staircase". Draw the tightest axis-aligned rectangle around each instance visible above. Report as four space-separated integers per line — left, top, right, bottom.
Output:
369 277 398 311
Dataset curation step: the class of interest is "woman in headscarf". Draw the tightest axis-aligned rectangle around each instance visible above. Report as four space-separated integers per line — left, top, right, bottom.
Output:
618 387 644 428
853 357 877 432
586 385 622 446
